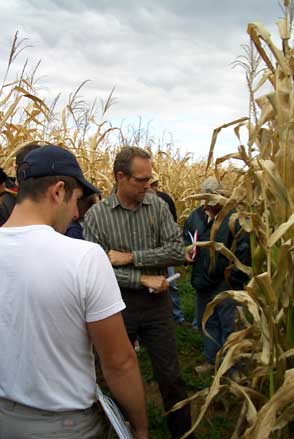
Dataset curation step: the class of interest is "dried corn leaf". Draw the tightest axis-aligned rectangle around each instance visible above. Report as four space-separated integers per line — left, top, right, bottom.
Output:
243 369 294 438
253 69 274 93
179 193 227 205
0 95 22 131
277 19 290 40
206 117 248 173
229 380 257 426
259 160 291 207
202 291 260 336
186 241 252 276
268 212 294 247
181 339 253 438
255 272 277 306
248 22 289 74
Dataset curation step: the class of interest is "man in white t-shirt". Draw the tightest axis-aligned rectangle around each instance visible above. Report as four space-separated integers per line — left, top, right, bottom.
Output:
0 144 148 439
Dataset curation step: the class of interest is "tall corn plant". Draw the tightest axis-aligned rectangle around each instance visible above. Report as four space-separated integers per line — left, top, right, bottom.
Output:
174 3 294 438
0 33 119 195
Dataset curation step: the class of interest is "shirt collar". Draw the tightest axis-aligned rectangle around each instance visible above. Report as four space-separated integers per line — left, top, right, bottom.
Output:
106 192 152 209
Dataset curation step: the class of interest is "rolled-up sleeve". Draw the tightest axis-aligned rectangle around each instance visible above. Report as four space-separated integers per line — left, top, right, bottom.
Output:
113 267 142 289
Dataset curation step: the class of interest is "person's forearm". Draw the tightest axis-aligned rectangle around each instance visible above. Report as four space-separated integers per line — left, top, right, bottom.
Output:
132 242 185 268
102 354 148 437
113 266 142 289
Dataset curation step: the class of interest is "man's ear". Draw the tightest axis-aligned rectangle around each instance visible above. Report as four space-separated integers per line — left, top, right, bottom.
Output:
48 181 65 204
116 171 126 183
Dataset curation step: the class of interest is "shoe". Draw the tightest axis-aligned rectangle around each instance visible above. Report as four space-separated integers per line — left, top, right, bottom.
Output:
195 362 214 374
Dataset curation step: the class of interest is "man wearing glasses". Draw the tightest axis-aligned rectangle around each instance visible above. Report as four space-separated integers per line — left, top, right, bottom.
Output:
84 147 192 439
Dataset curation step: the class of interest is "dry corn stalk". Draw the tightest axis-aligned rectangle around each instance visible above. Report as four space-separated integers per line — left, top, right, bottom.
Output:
175 4 294 438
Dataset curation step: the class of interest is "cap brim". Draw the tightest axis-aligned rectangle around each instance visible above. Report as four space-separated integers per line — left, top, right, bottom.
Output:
77 176 101 197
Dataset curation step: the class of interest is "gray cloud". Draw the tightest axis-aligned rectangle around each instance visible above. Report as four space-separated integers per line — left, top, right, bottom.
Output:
0 0 282 157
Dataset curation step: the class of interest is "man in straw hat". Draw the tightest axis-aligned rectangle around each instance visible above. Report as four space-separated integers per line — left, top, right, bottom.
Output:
0 144 148 439
184 177 250 374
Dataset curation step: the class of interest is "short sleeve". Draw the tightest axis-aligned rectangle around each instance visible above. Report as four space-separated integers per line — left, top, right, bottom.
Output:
78 245 126 322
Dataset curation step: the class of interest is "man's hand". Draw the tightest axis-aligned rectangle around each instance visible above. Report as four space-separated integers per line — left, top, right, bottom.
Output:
140 275 169 293
185 247 195 264
108 250 133 266
87 314 148 438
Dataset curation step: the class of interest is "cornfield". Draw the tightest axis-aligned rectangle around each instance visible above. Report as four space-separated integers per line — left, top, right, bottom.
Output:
0 1 294 438
172 2 294 438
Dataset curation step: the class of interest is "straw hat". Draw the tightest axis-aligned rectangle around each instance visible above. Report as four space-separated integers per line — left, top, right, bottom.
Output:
200 177 223 206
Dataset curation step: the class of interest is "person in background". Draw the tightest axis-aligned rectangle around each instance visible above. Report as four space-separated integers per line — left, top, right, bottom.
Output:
66 191 101 240
84 147 193 439
149 174 187 326
0 144 148 439
0 142 41 226
184 177 250 374
150 174 177 222
0 169 17 226
0 168 7 195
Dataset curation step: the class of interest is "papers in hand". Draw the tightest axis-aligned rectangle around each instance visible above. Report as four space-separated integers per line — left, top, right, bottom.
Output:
166 272 181 283
96 385 134 439
149 272 180 293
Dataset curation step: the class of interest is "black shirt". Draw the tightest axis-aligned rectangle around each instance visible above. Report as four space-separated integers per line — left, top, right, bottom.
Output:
157 191 177 222
0 191 16 226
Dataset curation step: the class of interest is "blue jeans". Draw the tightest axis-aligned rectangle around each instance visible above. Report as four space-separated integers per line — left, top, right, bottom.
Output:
167 267 185 323
196 291 236 364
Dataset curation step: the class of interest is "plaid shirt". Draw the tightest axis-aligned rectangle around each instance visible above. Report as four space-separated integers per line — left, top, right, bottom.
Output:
83 192 185 289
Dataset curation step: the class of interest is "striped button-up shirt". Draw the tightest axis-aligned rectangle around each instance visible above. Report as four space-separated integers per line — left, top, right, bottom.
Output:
83 192 185 289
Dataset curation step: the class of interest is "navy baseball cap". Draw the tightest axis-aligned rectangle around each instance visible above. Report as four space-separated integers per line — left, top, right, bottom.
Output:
17 144 100 196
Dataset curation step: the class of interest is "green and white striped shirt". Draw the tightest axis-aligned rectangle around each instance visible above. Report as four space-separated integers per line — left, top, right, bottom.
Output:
83 192 185 289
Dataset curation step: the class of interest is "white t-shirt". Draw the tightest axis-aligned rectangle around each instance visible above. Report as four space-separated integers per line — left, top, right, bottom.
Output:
0 225 125 411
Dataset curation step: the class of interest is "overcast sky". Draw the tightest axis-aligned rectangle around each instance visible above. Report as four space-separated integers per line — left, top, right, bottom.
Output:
0 0 282 160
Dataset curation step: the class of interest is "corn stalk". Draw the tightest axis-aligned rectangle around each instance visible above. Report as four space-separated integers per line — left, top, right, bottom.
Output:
172 3 294 438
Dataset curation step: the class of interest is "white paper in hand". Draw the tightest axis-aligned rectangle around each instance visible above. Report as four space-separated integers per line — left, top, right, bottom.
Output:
96 385 134 439
149 272 181 293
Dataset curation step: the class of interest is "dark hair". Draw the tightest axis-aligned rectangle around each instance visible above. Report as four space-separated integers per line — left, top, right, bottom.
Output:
113 147 151 181
0 168 7 185
77 193 99 219
15 142 42 167
16 175 81 204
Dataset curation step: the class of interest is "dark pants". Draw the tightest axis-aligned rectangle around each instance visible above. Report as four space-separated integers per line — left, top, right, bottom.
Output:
121 288 192 439
196 290 236 364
